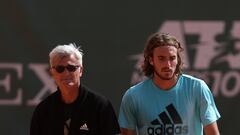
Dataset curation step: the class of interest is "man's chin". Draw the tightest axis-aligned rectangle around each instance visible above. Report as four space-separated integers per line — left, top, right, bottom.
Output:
160 74 174 80
161 77 173 80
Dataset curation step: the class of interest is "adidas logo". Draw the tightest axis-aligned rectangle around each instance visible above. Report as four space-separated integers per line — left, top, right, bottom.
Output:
80 123 89 131
147 104 188 135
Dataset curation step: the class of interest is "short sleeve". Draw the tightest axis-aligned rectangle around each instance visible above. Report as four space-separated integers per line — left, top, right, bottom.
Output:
118 90 137 130
198 80 221 126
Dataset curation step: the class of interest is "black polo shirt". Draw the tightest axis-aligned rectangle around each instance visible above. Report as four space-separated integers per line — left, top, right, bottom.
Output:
30 85 120 135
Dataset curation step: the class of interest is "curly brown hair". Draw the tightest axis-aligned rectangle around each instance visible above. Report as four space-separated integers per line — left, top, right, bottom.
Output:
141 33 184 77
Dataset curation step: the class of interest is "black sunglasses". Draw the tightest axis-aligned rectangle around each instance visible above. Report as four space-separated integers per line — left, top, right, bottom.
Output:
52 64 80 73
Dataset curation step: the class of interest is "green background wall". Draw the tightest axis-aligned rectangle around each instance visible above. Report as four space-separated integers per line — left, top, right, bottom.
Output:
0 0 239 134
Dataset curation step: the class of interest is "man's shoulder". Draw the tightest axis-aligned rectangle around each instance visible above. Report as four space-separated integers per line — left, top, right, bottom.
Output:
32 90 60 118
180 74 209 91
124 79 151 96
35 90 60 109
181 74 205 83
81 85 109 105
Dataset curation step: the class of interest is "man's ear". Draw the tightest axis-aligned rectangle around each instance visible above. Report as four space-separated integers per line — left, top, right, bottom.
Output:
49 67 53 76
79 66 84 76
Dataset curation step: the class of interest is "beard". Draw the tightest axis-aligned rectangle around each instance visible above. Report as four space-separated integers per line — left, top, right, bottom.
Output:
154 69 175 80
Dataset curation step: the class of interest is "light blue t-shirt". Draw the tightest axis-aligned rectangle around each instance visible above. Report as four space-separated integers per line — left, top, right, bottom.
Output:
119 74 220 135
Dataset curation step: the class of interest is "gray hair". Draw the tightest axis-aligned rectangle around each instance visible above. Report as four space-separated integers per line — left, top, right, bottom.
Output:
49 43 83 67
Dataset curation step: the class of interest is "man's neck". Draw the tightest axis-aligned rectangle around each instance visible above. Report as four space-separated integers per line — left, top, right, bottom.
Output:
153 74 179 90
60 86 79 104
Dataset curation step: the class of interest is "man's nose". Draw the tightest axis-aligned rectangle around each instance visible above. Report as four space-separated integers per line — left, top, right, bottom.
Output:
164 60 171 66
